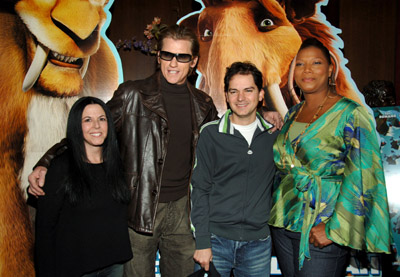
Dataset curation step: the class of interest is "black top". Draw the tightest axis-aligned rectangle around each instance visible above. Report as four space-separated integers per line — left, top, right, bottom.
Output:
35 152 132 277
159 75 193 202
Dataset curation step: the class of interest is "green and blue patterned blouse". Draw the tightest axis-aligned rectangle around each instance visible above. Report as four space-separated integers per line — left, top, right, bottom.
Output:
269 97 391 268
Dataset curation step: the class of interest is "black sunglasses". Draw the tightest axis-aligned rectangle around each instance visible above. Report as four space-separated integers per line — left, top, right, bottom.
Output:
159 51 193 63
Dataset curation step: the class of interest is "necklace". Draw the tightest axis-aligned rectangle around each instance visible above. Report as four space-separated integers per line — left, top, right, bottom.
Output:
282 92 330 168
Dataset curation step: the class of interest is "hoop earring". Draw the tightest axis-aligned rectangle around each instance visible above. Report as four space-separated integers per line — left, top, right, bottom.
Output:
328 76 336 87
328 51 340 97
328 78 338 97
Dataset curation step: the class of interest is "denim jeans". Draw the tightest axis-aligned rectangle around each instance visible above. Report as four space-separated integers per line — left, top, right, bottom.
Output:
195 233 272 277
123 195 195 277
81 263 123 277
271 227 349 277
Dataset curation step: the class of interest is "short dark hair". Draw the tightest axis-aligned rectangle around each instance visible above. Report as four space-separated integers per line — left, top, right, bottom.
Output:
158 24 199 57
299 37 331 65
65 96 129 204
224 62 263 92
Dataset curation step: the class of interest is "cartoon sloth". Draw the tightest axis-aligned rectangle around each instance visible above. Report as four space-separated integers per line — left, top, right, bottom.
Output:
180 0 363 116
0 0 119 274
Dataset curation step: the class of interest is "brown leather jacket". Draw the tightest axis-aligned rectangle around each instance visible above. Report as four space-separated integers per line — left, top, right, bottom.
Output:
37 72 218 234
109 72 217 233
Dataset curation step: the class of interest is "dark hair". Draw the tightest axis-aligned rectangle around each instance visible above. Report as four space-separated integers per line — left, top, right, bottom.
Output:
158 24 199 57
65 97 129 205
224 62 263 92
299 37 331 65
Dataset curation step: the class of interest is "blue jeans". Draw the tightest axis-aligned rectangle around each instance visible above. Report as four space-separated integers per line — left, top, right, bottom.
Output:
81 263 123 277
196 233 272 277
271 227 349 277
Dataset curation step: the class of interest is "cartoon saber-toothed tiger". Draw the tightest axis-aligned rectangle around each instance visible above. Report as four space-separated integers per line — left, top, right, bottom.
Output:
0 0 120 274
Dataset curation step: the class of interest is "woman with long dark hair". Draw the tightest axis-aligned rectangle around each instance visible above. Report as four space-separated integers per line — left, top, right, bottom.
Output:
35 97 132 277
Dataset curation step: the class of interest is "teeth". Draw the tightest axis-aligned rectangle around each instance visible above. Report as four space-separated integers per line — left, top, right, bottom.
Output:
79 56 90 78
22 43 87 92
23 44 49 92
52 52 79 63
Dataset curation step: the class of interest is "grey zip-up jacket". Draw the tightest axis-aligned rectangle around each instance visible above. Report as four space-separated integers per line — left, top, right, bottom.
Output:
191 110 278 249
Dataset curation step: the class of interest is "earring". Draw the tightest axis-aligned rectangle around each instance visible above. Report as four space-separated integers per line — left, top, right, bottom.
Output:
328 76 336 87
294 83 303 99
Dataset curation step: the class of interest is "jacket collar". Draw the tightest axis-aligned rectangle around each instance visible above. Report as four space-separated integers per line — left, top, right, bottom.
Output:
218 110 273 134
140 71 213 125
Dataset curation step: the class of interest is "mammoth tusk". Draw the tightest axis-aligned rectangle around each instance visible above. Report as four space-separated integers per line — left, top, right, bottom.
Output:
22 44 49 92
288 55 300 104
79 56 90 78
267 83 288 118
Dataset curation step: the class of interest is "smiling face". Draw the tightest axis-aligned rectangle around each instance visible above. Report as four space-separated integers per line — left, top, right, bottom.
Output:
226 74 264 125
157 38 198 85
294 46 333 96
82 104 108 152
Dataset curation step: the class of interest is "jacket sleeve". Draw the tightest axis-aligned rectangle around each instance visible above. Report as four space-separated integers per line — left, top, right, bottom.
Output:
191 127 214 249
106 82 130 134
209 103 219 121
34 138 68 169
35 158 66 276
325 106 391 253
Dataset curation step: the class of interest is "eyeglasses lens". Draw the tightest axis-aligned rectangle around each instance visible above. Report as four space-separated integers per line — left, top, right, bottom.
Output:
160 51 192 63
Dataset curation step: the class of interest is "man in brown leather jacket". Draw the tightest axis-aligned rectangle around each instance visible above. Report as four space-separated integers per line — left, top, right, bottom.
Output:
29 25 282 276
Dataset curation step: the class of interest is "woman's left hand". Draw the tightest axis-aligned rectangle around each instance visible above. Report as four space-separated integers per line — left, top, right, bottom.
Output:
309 222 333 248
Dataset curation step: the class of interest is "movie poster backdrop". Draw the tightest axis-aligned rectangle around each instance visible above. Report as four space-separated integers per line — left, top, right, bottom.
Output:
0 0 396 275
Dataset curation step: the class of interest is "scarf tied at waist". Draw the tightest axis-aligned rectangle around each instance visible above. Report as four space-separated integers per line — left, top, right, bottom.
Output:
289 166 343 269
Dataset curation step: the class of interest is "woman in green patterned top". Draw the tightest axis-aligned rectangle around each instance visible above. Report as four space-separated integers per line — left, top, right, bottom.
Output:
269 38 391 276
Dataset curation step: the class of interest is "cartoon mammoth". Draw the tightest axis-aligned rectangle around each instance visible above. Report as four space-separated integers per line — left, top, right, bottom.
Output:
0 0 119 274
179 0 363 116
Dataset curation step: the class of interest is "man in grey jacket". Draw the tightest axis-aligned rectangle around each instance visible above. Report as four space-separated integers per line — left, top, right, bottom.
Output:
192 62 278 276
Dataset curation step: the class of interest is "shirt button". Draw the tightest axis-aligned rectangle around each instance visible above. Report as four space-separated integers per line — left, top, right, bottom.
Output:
247 149 253 155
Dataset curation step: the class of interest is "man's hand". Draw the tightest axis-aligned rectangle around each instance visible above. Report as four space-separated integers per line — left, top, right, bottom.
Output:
262 111 283 132
309 222 332 248
194 248 213 271
28 166 48 197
